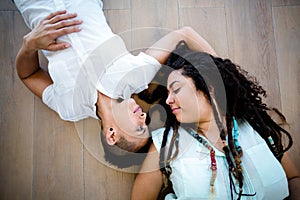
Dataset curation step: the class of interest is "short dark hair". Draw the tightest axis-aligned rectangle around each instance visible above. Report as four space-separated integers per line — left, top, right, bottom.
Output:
100 129 152 168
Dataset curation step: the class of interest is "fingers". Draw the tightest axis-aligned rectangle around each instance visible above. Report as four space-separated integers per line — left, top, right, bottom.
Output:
42 10 82 30
48 42 71 51
44 10 67 20
32 10 82 51
52 18 83 31
48 12 78 25
48 25 82 40
42 10 83 41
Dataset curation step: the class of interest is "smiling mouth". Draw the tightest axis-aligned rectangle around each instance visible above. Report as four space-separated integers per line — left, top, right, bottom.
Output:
172 107 180 113
133 106 142 113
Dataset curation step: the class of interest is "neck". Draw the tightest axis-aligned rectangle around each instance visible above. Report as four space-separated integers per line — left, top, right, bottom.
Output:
197 118 223 148
96 91 114 125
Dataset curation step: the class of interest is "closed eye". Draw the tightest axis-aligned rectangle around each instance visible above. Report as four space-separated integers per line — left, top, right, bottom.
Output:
117 98 124 103
173 87 180 94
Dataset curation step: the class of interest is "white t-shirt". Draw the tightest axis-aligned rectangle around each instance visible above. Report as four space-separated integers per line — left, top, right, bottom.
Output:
152 121 289 200
14 0 161 121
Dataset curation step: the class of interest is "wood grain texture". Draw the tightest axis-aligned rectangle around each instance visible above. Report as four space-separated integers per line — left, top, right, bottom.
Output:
272 5 300 170
225 0 281 108
179 6 228 57
84 150 136 200
0 0 299 199
0 0 17 11
103 0 130 10
272 0 300 6
131 0 178 53
33 100 84 200
104 9 132 51
0 11 33 200
179 0 224 8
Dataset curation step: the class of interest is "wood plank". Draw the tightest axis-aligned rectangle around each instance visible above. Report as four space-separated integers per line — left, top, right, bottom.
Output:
179 0 224 8
33 100 84 200
131 0 178 53
0 0 18 11
272 5 300 170
0 11 33 200
104 9 132 50
103 0 130 10
179 7 228 57
225 0 280 108
84 150 136 200
272 0 300 6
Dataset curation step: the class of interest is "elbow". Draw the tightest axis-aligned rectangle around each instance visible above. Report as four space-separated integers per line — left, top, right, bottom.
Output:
174 26 195 44
179 26 194 33
177 26 194 37
17 67 40 80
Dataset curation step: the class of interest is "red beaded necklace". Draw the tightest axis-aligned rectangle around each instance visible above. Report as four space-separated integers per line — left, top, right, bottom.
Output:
186 128 217 195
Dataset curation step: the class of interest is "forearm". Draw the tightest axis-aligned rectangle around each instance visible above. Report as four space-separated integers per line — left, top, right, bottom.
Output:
287 176 300 200
16 34 53 98
181 26 217 56
16 35 41 80
145 26 216 64
131 143 163 200
281 153 300 200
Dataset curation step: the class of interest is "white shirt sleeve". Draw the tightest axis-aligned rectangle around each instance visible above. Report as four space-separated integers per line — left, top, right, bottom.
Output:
42 84 75 121
97 52 162 99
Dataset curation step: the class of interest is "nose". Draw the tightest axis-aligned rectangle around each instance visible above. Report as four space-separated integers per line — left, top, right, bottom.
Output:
137 112 147 127
139 112 147 123
166 93 174 105
128 98 136 105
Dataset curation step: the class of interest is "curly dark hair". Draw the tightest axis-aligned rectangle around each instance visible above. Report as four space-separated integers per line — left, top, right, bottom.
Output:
158 41 293 199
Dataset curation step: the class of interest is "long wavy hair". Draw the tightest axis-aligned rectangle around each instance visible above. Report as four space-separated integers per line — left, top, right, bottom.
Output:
159 41 293 199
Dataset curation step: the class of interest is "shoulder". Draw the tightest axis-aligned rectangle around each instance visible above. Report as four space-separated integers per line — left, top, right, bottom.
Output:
151 127 170 152
238 120 266 145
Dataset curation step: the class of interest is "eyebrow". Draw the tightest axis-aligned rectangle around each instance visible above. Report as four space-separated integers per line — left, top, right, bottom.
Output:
168 80 180 89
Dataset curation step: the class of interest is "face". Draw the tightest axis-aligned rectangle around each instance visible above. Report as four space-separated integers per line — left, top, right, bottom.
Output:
110 98 149 151
166 70 212 124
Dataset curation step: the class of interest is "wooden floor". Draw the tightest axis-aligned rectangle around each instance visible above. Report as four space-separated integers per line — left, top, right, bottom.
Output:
1 0 299 199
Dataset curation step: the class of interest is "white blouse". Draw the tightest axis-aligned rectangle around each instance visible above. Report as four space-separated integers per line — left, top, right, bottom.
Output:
152 121 289 200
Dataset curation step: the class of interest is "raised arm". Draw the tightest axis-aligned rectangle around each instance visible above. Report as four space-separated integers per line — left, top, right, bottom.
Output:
16 10 82 98
145 26 217 64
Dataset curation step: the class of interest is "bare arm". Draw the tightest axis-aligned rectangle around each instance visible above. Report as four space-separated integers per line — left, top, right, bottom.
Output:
16 10 82 98
145 26 217 64
281 153 300 200
131 143 163 200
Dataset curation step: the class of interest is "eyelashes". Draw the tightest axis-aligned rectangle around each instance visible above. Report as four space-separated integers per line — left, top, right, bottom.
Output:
173 88 180 94
117 98 124 103
167 87 180 96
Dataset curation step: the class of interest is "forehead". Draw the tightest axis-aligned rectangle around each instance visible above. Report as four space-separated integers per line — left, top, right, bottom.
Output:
168 70 191 87
168 70 183 82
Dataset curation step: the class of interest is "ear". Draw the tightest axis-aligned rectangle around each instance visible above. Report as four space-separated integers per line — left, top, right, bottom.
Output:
105 127 118 145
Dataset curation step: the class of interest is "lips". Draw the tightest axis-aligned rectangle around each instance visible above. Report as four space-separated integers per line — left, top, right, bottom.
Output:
133 106 142 113
171 107 180 113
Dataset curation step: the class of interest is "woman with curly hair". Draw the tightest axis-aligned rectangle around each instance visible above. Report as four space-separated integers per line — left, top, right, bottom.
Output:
131 41 299 200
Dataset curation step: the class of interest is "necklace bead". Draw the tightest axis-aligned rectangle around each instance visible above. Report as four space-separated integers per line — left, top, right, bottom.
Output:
187 128 218 194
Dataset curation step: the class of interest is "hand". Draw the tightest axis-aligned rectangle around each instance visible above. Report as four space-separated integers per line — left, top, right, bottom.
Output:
23 10 82 52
